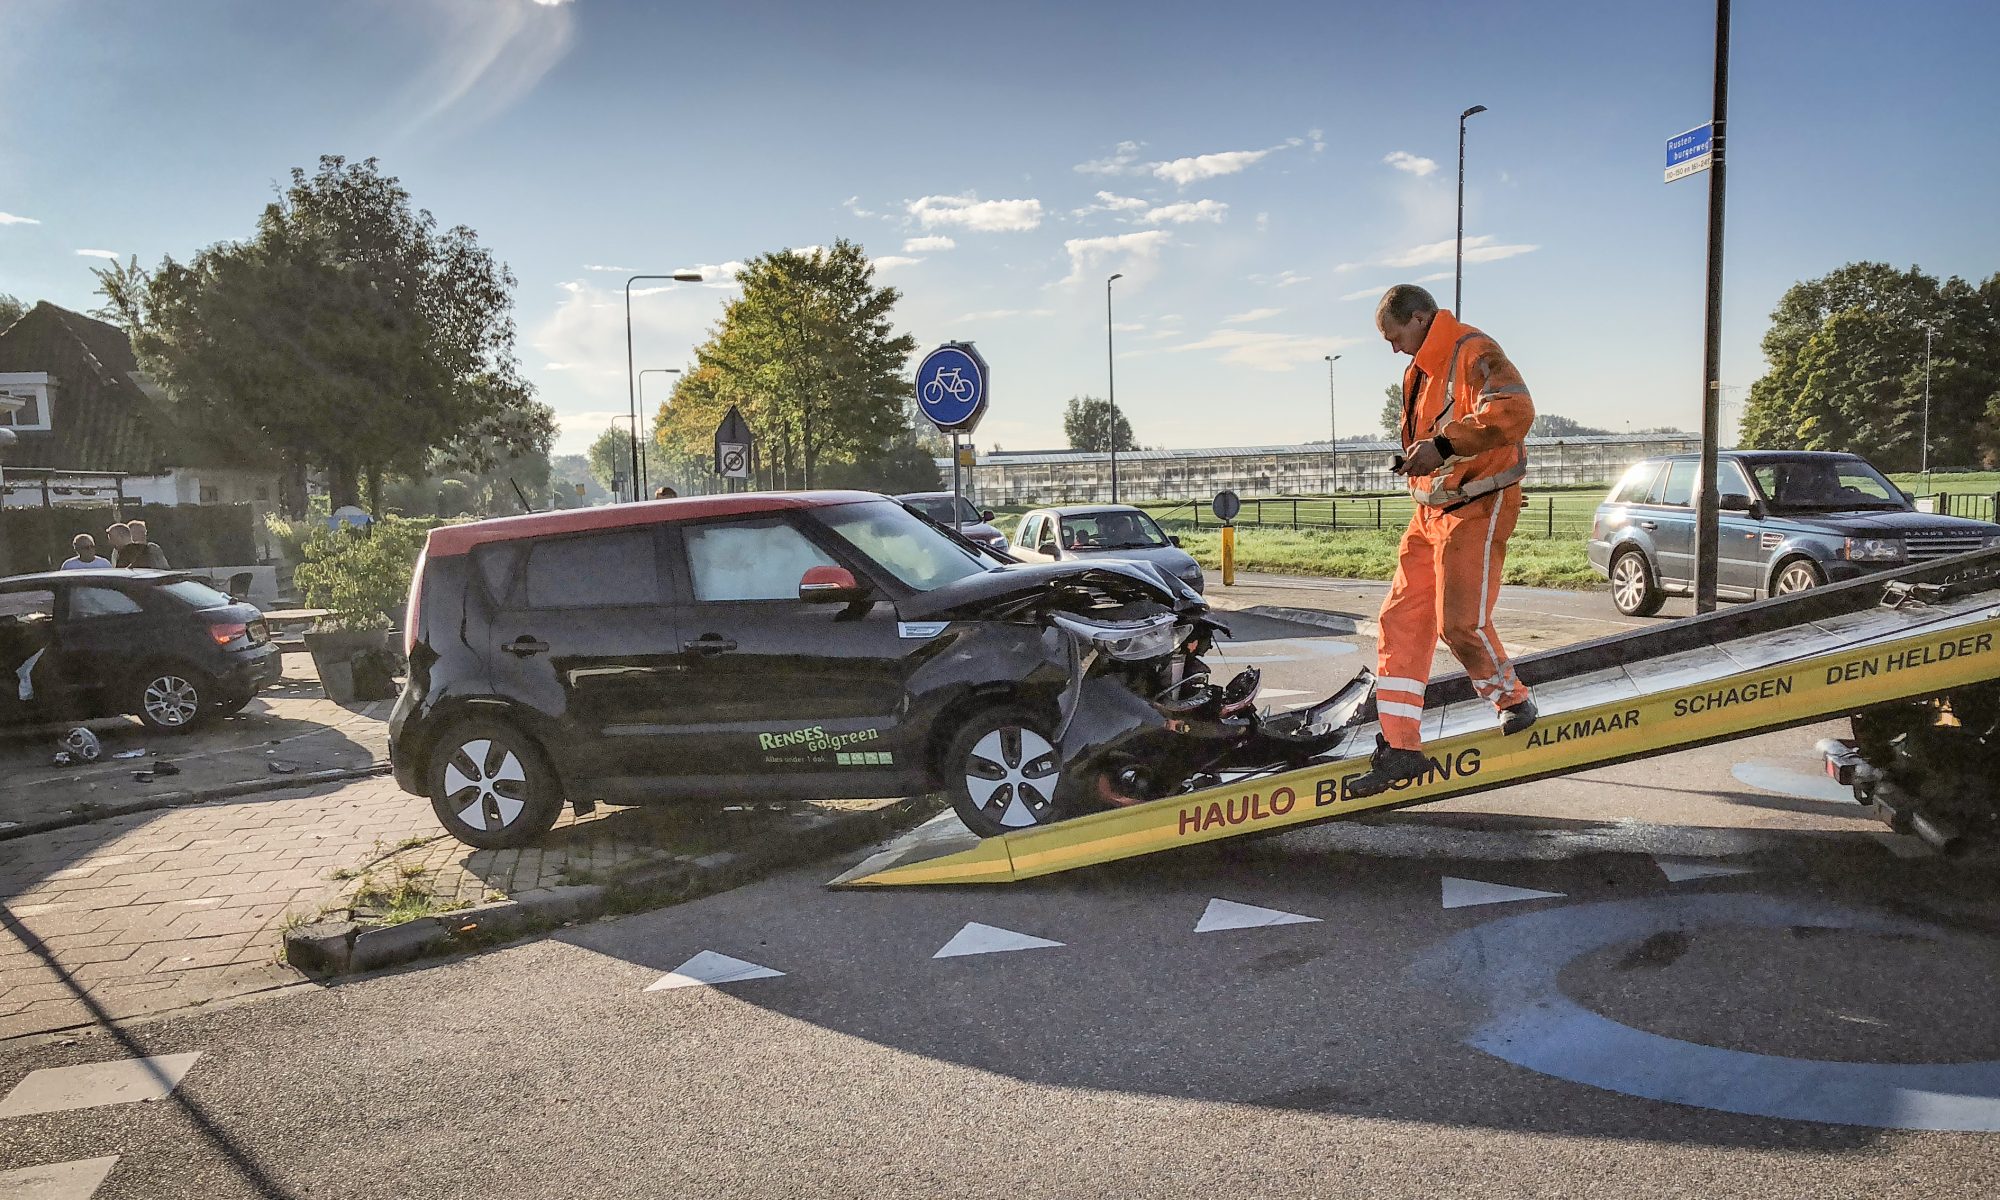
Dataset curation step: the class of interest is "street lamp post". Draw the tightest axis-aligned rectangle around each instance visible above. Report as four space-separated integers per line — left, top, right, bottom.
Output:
1456 104 1487 315
1106 272 1124 504
1323 353 1342 491
638 367 683 496
1921 324 1937 479
625 272 703 503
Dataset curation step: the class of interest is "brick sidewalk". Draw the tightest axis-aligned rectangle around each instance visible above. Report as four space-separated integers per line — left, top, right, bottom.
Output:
0 775 433 1041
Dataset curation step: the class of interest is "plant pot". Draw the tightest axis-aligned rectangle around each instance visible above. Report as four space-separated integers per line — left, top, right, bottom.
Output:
304 629 402 703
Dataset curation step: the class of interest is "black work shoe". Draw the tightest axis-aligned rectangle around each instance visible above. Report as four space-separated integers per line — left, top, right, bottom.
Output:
1500 698 1538 736
1344 735 1434 800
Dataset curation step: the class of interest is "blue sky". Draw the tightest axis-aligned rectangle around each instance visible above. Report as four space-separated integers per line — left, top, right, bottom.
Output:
4 0 1997 458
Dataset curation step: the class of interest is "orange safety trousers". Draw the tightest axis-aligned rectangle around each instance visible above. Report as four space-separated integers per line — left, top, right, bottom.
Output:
1375 488 1532 750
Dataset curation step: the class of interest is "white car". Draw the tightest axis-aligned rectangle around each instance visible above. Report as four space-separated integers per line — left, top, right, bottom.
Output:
1011 505 1204 593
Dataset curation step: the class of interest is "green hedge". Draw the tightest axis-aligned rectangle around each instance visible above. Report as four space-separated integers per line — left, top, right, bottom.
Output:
0 503 259 576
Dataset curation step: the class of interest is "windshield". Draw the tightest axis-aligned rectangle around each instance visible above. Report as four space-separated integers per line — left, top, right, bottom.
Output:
1750 460 1908 513
904 495 982 525
819 501 993 592
159 579 234 609
1059 510 1170 551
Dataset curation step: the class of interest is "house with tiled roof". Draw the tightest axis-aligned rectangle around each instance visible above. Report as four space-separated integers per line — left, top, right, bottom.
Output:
0 302 278 509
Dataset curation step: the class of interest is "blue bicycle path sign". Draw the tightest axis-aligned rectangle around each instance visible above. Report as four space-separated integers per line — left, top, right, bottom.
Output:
914 342 989 433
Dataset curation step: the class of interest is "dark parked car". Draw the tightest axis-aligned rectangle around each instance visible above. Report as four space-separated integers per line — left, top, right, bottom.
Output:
0 570 281 733
893 491 1011 554
388 491 1354 849
1588 451 2000 615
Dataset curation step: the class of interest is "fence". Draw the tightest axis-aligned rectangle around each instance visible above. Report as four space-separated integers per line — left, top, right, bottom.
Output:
0 503 260 576
1928 492 2000 523
1138 492 1603 540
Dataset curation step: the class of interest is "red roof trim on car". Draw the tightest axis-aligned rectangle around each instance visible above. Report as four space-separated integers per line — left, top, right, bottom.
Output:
424 492 880 558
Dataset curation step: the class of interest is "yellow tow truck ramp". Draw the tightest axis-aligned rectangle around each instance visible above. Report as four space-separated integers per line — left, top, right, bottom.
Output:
829 550 2000 888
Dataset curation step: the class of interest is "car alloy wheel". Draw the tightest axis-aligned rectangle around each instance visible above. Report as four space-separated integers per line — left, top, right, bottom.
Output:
1775 560 1824 595
136 671 206 732
946 709 1065 837
1609 550 1664 617
442 738 529 833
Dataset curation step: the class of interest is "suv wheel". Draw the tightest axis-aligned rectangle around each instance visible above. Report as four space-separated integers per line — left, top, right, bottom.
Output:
1773 558 1826 596
1610 549 1665 617
131 666 212 733
944 707 1064 838
428 720 563 849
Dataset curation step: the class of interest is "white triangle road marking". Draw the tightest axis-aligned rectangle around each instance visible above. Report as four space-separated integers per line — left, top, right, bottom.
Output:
1441 877 1566 910
933 921 1064 959
1654 858 1756 883
1195 898 1321 933
0 1054 202 1119
0 1155 120 1200
645 950 785 992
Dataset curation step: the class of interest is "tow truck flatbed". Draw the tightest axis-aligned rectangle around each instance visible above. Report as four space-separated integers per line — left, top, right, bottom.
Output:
831 549 2000 887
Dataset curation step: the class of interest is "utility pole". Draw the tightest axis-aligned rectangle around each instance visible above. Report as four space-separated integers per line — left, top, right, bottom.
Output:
1922 324 1936 479
624 272 703 502
1106 272 1123 504
1324 353 1342 491
1456 104 1487 314
1693 0 1730 615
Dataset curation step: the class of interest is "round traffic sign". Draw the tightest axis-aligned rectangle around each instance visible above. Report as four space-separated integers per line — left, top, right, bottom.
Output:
1211 490 1241 522
914 343 989 432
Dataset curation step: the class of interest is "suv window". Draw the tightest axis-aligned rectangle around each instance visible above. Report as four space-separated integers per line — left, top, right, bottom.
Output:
1716 460 1752 499
1658 461 1697 507
67 586 145 619
686 519 838 602
522 530 659 608
1752 459 1907 511
1608 461 1664 505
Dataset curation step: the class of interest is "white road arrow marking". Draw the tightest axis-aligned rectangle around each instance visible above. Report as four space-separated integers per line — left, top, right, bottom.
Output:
0 1156 119 1200
1654 858 1756 883
1195 898 1321 932
932 921 1064 959
1442 877 1566 910
645 951 785 992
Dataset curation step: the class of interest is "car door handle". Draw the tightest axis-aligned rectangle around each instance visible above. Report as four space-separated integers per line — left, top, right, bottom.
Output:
683 636 738 655
506 637 550 657
1639 521 1658 530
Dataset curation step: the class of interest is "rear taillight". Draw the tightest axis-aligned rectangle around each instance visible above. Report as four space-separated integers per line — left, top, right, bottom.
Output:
209 622 249 647
404 544 429 658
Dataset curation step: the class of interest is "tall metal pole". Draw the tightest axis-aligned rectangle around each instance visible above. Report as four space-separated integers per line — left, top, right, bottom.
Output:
639 368 682 498
624 273 702 503
1324 353 1341 491
1106 272 1123 504
1693 0 1731 614
1921 325 1934 478
1455 104 1487 315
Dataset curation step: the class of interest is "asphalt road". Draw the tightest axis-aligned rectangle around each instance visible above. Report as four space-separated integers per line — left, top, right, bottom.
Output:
5 613 1998 1198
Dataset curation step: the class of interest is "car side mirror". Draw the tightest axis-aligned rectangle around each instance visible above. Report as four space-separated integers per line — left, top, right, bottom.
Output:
798 565 868 604
1169 535 1182 547
981 509 995 523
1899 488 1915 503
1718 492 1753 513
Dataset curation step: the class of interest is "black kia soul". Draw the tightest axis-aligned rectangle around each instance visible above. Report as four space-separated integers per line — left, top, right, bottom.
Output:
390 491 1324 849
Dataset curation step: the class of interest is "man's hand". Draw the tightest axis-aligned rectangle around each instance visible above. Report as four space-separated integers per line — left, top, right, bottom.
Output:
1398 438 1445 477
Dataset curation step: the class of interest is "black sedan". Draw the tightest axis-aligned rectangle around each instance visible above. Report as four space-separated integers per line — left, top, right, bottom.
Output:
0 570 282 733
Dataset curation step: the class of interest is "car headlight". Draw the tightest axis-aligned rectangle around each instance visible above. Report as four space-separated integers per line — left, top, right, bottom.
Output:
1843 537 1905 562
1985 535 2000 549
985 535 1009 551
1051 612 1182 661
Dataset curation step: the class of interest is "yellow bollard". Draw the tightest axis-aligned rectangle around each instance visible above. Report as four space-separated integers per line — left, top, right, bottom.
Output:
1221 523 1235 587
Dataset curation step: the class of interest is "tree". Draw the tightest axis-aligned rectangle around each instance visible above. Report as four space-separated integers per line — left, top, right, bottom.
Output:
1380 384 1405 441
0 294 23 329
1739 262 1999 470
1062 396 1135 451
587 425 629 497
117 155 544 514
87 257 150 330
655 239 917 489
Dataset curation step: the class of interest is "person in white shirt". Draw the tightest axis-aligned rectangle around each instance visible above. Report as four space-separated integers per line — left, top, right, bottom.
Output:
60 533 113 570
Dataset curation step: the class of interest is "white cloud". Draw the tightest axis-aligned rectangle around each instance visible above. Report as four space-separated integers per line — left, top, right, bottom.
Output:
543 362 578 371
1151 148 1271 187
1383 151 1439 177
531 0 574 5
907 193 1043 232
1074 140 1145 175
843 196 879 219
958 308 1057 321
903 235 956 252
1309 128 1327 153
1168 329 1355 372
1142 199 1227 225
1057 229 1173 286
75 249 120 260
1255 212 1270 231
582 264 637 273
1113 322 1144 333
1275 270 1309 288
1382 235 1538 268
394 0 576 138
0 212 39 226
1222 307 1283 324
1071 190 1151 218
1338 271 1454 303
872 255 923 271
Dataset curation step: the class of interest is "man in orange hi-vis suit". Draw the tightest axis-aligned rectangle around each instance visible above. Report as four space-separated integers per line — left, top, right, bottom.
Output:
1347 284 1538 798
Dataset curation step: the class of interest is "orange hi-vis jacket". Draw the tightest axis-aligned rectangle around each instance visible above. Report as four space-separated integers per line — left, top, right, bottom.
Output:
1397 310 1535 507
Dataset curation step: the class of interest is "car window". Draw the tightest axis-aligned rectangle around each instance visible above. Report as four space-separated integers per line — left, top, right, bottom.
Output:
1716 460 1752 499
522 529 659 608
0 589 56 622
1608 461 1664 505
0 590 56 666
473 542 525 603
818 501 989 592
1752 460 1907 512
67 586 145 619
1658 461 1697 507
1018 514 1044 549
158 579 232 609
904 497 957 523
686 519 839 602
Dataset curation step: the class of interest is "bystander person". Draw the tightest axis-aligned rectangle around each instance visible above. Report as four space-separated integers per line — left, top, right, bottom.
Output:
60 533 113 570
118 519 170 569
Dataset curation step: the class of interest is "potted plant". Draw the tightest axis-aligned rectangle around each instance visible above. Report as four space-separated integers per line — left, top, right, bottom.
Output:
292 517 430 702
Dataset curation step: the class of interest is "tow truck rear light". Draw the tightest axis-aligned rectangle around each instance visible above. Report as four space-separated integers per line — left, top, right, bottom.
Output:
209 621 248 647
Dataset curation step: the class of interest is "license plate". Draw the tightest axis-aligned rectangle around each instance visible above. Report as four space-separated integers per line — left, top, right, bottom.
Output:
248 621 270 644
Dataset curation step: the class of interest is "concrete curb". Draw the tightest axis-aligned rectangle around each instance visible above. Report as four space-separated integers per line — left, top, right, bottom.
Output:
0 764 392 844
283 795 945 977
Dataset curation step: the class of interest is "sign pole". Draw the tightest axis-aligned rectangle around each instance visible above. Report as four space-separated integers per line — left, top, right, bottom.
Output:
1694 0 1731 614
951 432 962 531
